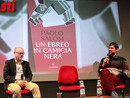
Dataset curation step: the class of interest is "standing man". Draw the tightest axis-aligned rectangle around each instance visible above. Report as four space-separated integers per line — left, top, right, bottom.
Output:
98 42 130 97
3 47 41 98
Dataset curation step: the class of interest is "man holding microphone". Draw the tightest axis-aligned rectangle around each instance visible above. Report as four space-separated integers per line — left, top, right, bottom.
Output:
98 42 130 97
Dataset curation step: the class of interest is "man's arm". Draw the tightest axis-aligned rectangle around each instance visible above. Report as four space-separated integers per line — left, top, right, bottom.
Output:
3 60 16 83
24 62 33 82
98 58 106 73
120 59 130 78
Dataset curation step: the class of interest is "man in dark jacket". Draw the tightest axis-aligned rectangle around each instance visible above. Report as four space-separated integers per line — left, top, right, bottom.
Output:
3 47 41 98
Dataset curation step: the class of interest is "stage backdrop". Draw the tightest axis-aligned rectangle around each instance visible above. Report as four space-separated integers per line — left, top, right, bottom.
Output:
0 0 127 82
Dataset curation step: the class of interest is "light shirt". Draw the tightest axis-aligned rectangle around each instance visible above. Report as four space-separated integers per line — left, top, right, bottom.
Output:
15 61 24 81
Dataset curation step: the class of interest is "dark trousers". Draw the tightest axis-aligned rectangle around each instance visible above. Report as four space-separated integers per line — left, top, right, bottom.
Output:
100 68 123 95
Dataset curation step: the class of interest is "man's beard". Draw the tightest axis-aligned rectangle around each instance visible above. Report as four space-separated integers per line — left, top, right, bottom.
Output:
110 52 115 56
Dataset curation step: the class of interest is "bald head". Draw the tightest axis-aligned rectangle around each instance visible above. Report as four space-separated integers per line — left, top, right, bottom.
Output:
14 47 24 52
14 47 24 63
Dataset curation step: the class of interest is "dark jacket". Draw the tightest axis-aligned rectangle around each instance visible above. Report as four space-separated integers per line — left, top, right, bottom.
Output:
3 58 32 90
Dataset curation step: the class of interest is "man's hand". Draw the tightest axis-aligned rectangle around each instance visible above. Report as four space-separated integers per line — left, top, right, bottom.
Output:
16 80 24 87
104 57 109 64
102 57 109 67
16 80 28 87
23 80 28 87
109 69 118 76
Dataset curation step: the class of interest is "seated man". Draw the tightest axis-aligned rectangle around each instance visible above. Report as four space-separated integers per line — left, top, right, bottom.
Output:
3 47 41 98
98 42 130 97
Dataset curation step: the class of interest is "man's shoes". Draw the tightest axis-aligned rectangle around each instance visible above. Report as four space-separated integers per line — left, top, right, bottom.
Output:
111 91 118 97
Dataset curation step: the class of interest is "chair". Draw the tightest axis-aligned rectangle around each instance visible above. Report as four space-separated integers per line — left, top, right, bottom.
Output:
101 85 126 98
58 65 80 98
115 85 126 98
6 89 32 98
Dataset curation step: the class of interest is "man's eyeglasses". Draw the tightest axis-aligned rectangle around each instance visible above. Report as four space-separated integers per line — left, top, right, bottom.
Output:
15 52 25 55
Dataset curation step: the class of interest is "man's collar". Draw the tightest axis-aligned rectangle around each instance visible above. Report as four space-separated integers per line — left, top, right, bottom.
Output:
110 55 118 58
14 59 23 64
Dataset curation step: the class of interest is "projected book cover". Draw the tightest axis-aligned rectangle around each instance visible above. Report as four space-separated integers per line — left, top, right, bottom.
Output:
28 0 77 72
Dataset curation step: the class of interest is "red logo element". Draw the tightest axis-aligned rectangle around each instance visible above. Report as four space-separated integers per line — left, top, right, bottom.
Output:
0 0 15 11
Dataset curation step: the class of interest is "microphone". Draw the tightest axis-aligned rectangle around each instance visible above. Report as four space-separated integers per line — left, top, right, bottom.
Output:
107 53 110 57
106 53 110 64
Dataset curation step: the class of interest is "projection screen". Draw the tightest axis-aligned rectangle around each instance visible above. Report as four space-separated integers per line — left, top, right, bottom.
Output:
0 0 130 82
